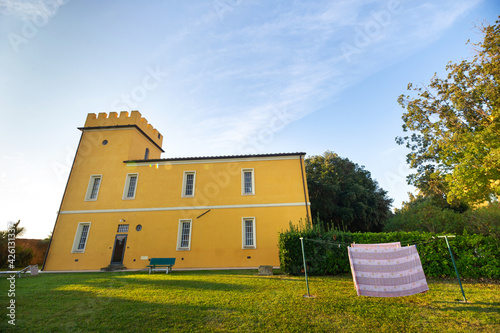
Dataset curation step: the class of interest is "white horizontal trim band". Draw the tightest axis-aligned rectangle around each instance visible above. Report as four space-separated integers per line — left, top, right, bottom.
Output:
60 202 311 214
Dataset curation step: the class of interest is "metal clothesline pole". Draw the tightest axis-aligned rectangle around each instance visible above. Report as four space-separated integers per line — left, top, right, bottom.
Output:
438 235 467 303
300 237 311 297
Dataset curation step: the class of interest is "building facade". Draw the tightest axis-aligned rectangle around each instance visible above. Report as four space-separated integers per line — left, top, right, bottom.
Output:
43 111 310 271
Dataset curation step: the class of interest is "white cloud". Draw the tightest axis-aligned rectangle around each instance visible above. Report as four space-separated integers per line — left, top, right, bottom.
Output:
0 0 66 19
150 0 482 155
136 0 485 156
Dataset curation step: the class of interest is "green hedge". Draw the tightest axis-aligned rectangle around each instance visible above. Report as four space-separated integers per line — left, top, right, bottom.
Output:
278 223 500 279
0 246 34 269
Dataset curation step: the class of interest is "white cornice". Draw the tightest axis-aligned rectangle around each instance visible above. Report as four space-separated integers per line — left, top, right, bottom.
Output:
59 202 310 214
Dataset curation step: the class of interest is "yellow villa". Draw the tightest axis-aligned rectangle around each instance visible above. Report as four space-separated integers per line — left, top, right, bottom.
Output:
43 111 311 271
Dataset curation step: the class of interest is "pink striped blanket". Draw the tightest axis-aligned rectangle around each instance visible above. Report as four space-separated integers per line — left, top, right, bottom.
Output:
348 244 429 297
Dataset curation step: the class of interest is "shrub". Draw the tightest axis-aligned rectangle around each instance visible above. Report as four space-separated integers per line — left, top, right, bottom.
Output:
0 246 34 269
0 220 34 268
14 246 34 268
384 199 466 234
464 203 500 239
278 227 500 279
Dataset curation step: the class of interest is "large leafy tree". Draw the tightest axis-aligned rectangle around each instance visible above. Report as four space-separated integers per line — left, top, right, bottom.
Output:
305 151 393 232
397 18 500 205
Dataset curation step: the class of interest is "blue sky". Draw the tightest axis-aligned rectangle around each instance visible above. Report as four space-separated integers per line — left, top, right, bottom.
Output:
1 0 498 238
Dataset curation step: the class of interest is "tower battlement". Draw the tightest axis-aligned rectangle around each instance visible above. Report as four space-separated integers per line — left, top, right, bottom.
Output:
84 111 163 148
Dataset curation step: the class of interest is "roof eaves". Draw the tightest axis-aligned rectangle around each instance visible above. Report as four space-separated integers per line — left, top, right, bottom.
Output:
123 152 306 163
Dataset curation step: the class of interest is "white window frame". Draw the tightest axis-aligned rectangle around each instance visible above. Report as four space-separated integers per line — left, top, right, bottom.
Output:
241 169 255 195
122 173 139 200
177 219 192 251
85 175 102 201
181 171 196 198
242 217 256 249
71 222 91 253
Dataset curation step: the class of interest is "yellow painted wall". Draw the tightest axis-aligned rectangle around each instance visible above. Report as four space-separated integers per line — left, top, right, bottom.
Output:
44 112 310 271
44 205 306 270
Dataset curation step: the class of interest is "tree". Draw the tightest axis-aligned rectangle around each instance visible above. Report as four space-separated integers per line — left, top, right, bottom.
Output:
397 18 500 206
384 194 466 234
305 151 393 232
385 194 500 238
0 220 34 268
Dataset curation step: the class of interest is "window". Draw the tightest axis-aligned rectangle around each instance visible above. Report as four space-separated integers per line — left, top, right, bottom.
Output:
123 174 138 199
117 224 129 233
241 169 255 195
177 219 192 250
85 175 102 201
242 218 256 249
72 222 91 253
182 171 196 197
144 148 149 160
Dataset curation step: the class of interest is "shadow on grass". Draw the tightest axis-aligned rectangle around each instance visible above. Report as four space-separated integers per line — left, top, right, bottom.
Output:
12 288 237 332
115 277 251 291
433 300 500 313
13 271 252 292
3 272 250 331
221 274 305 282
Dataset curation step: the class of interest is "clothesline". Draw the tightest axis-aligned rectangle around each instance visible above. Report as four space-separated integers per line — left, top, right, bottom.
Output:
303 237 440 248
299 235 467 301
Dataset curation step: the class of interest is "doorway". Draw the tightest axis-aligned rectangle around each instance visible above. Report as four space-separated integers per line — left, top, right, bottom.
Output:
111 234 127 264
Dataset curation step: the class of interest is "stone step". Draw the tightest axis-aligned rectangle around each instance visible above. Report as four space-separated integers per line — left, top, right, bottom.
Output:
100 264 127 272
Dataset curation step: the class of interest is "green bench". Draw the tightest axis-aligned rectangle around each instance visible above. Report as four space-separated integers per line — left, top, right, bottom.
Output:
147 258 176 274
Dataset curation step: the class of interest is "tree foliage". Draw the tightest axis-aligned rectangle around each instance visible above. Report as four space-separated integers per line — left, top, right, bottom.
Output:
384 194 466 234
397 18 500 205
385 194 500 238
0 220 34 268
305 151 393 232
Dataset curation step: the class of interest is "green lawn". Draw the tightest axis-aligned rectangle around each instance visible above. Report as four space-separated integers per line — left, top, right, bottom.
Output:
1 270 499 332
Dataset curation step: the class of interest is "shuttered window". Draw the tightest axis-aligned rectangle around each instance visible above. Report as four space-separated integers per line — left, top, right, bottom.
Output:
90 178 101 199
177 220 192 250
242 218 256 249
182 171 196 197
245 220 254 246
127 176 137 198
85 175 102 201
241 169 255 195
78 225 89 250
72 223 91 253
185 174 194 196
123 174 138 200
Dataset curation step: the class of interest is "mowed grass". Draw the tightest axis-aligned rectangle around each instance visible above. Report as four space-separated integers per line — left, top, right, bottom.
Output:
1 270 499 332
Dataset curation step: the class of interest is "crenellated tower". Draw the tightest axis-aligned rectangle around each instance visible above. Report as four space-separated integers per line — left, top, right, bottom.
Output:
79 110 164 161
83 111 163 149
55 110 165 212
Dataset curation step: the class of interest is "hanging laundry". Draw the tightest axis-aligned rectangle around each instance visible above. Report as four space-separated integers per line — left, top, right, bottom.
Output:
348 244 429 297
